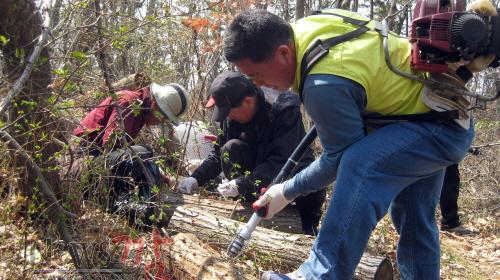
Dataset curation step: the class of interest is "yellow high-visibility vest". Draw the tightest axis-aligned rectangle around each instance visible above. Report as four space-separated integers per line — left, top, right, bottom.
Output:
292 9 431 116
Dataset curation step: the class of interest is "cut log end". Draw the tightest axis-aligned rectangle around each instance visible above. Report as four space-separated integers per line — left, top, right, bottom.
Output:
354 253 393 280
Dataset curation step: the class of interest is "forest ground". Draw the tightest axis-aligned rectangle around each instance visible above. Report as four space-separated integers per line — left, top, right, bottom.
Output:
0 106 498 280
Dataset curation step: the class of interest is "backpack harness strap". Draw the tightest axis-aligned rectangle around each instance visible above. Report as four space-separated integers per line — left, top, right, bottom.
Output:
299 12 370 97
299 11 460 123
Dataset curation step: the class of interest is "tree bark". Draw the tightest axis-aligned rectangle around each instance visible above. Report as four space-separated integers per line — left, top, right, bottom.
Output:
163 198 394 280
0 0 63 196
296 0 305 20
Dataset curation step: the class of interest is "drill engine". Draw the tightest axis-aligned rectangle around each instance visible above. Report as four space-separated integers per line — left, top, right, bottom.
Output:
410 0 500 72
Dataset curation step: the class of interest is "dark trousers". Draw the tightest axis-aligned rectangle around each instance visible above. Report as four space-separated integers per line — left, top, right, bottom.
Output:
106 145 162 226
221 139 326 235
439 164 461 229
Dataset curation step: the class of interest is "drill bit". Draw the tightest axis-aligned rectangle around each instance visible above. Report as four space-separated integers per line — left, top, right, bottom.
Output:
227 213 262 258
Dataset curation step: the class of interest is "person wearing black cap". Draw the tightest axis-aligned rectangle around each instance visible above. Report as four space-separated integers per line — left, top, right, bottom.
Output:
177 70 326 235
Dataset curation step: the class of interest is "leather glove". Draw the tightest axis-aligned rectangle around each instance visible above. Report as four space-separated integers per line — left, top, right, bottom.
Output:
465 54 496 73
217 179 239 198
177 177 198 194
252 182 292 219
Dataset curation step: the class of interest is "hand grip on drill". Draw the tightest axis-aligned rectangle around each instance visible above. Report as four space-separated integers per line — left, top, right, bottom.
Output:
252 182 292 219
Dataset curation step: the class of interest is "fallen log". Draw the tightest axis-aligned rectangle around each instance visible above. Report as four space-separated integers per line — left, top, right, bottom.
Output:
165 205 393 280
111 72 151 91
163 192 304 234
165 175 305 233
163 233 258 280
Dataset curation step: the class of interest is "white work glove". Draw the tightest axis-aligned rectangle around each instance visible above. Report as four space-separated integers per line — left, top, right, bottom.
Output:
177 177 198 194
252 182 292 219
186 159 203 175
217 179 239 198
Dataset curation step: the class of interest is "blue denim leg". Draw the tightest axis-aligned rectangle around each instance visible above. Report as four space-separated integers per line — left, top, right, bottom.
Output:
298 120 474 280
390 171 444 280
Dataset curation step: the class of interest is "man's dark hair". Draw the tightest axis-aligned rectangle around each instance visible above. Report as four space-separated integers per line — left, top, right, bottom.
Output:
223 9 293 63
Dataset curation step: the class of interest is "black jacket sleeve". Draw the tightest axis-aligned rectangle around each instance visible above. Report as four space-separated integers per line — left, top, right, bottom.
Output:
236 106 309 197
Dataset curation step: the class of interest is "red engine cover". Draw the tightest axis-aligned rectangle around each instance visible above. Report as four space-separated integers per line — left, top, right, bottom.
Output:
410 0 466 72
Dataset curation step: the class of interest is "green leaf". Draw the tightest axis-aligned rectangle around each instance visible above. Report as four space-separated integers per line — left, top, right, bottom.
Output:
145 15 156 22
0 35 9 45
53 67 69 76
20 100 37 110
38 56 49 64
63 81 77 92
151 185 160 194
118 25 129 33
94 91 107 100
158 136 167 145
15 48 25 59
46 95 57 105
58 99 75 109
71 51 87 61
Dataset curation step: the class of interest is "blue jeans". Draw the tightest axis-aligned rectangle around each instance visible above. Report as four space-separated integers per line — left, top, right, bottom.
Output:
298 120 474 279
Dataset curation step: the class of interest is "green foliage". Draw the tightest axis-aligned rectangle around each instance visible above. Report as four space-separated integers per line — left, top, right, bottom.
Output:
222 151 229 163
151 185 160 194
70 51 87 61
20 100 37 110
94 91 107 100
14 48 25 59
131 101 141 117
53 66 69 77
475 119 500 129
0 34 9 45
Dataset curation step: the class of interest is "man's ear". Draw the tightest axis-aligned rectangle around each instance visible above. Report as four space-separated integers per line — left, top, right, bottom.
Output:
275 44 293 65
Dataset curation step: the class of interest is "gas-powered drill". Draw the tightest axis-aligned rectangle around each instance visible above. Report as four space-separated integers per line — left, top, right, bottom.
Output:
226 127 317 258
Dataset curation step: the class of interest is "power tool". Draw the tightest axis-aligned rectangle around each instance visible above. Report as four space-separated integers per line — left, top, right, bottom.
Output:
226 127 317 258
379 0 500 102
410 0 500 72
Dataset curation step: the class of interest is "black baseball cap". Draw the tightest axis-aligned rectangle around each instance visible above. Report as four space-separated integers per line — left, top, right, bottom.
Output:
205 70 258 122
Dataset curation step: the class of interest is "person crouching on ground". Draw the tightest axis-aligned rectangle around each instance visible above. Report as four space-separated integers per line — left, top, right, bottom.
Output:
177 71 325 235
73 82 189 225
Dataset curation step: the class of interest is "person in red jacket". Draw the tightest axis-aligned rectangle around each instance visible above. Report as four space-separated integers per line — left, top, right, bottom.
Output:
73 83 189 226
74 83 189 154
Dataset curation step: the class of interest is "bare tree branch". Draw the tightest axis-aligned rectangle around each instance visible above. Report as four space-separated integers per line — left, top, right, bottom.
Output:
94 0 114 91
0 128 81 268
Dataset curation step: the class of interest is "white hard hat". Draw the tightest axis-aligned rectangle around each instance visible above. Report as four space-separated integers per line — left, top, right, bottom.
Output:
150 83 189 125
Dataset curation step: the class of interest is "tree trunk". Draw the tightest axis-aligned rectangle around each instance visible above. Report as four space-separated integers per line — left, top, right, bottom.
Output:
351 0 359 12
386 0 398 31
282 0 290 21
163 233 258 280
370 0 374 19
0 0 63 196
337 0 352 10
296 0 305 20
164 198 394 280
